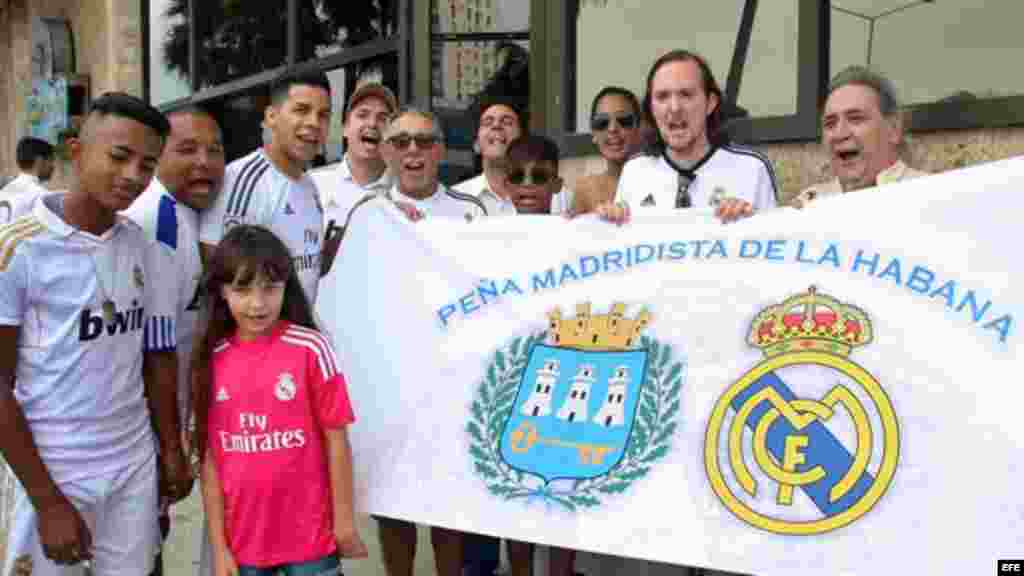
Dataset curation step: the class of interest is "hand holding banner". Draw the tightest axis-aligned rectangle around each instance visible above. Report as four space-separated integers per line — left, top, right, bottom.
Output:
319 159 1024 575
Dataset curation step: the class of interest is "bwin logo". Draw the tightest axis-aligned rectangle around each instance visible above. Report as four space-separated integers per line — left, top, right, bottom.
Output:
79 302 145 341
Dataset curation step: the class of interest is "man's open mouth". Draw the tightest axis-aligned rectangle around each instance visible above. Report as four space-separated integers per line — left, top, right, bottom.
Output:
188 178 216 192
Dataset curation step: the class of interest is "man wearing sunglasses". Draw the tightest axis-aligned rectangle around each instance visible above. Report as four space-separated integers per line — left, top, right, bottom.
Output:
453 96 527 217
374 107 484 576
504 134 563 216
380 107 487 224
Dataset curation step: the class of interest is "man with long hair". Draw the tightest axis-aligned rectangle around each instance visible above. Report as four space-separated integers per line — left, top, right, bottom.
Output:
597 50 778 225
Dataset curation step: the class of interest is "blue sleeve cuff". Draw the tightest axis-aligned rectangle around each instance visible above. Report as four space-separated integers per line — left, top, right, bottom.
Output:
144 316 177 352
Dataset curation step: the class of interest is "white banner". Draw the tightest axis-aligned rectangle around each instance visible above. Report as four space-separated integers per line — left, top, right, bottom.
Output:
318 158 1024 576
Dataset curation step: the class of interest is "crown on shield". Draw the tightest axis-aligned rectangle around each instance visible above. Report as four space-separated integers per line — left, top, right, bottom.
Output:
748 286 873 357
548 302 651 351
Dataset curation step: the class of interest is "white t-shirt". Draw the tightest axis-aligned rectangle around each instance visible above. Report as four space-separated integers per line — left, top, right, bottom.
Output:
549 184 575 216
0 173 46 199
0 189 43 226
0 193 177 483
453 173 515 216
0 174 50 225
453 173 576 216
614 145 778 213
310 155 391 234
385 183 487 221
124 179 202 428
199 149 323 306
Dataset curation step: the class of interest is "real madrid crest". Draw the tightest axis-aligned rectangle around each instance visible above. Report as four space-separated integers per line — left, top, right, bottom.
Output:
709 186 727 207
275 372 297 401
705 286 900 535
133 264 144 289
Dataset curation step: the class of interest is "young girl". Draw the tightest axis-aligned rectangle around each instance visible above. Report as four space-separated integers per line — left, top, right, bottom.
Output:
193 224 367 576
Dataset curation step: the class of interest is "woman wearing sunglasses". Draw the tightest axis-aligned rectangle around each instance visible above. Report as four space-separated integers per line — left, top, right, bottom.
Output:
570 86 644 216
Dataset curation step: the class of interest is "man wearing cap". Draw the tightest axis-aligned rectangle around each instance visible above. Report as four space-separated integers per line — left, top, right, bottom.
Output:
793 66 927 207
312 82 397 274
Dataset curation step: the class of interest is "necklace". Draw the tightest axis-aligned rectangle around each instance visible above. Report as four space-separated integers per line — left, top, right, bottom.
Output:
89 240 119 324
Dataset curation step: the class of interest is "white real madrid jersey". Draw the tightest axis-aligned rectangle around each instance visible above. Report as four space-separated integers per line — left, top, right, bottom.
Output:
0 193 177 483
0 189 42 226
386 183 487 222
310 154 392 233
199 149 323 306
453 173 513 216
452 173 576 217
124 179 202 427
614 145 779 213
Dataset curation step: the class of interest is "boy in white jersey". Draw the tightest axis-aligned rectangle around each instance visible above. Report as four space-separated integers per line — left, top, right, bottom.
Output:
200 68 331 307
0 93 192 576
124 105 226 575
598 50 777 226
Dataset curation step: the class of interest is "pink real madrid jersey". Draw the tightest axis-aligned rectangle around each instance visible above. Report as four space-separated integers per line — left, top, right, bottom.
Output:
208 321 355 567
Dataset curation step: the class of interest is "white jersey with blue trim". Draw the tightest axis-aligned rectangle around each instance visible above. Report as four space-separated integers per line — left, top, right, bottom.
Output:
385 183 488 221
124 179 202 429
199 149 322 305
0 192 177 483
0 174 47 225
614 144 779 213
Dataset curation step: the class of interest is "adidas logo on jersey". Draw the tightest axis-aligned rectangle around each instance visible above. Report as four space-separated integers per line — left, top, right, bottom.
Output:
641 194 656 207
284 203 295 215
78 302 145 341
216 387 230 402
293 251 321 273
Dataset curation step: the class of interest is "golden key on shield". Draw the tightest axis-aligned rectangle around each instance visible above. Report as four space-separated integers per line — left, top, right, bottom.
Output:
509 421 614 465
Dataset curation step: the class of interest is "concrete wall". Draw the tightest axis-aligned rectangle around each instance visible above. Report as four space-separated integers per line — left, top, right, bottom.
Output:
1 0 33 181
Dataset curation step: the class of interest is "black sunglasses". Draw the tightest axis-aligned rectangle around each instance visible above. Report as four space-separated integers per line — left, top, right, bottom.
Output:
386 133 440 151
676 173 694 209
508 168 557 186
590 112 639 132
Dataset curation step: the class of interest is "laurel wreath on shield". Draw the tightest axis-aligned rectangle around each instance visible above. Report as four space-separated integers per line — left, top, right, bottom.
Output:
467 331 684 510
